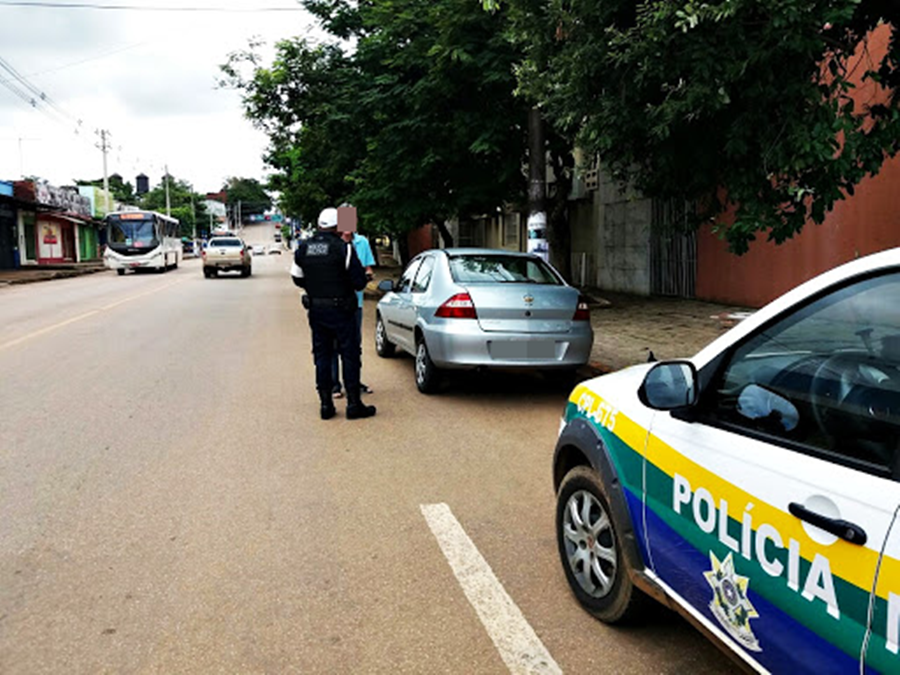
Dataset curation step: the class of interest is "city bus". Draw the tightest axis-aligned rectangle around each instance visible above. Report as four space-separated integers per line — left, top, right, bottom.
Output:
103 210 181 275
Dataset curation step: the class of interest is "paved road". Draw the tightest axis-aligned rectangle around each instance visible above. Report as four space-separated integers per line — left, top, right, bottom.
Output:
0 238 732 674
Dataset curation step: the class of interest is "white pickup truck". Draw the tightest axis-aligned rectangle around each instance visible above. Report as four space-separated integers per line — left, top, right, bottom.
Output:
202 236 252 278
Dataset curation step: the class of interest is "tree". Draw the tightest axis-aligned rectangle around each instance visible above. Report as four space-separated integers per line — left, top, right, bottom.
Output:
140 176 208 238
222 176 272 218
221 41 365 228
222 0 530 250
497 0 900 254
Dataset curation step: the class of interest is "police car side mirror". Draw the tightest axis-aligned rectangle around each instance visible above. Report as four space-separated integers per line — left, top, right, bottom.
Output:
377 279 396 293
638 361 699 410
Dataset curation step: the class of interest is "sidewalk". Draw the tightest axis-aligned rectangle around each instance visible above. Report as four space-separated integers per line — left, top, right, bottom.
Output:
364 263 750 377
0 261 109 286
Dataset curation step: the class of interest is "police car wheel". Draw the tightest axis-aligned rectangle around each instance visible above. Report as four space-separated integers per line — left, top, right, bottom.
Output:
375 314 395 357
117 269 125 276
556 466 645 623
415 338 440 394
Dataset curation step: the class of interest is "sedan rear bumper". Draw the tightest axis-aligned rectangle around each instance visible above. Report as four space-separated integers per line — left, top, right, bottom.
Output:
423 321 593 369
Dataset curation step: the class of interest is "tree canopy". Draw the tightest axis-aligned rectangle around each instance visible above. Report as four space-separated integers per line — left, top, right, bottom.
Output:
491 0 900 253
140 176 208 238
222 176 272 217
221 0 530 241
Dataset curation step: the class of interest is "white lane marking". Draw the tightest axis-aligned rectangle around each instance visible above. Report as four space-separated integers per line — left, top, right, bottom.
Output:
0 278 184 351
420 503 563 675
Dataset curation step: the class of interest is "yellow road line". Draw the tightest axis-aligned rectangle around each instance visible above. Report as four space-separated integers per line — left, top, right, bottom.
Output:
0 278 184 352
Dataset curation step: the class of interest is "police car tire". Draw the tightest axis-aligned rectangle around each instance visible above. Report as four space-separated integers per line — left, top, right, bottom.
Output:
415 337 441 394
117 269 125 276
556 466 647 624
375 314 395 357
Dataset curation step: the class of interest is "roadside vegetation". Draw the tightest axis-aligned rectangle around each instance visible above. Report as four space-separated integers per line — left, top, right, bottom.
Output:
222 0 900 258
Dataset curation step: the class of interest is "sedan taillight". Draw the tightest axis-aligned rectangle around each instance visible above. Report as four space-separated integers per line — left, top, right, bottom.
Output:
435 292 477 319
573 296 590 321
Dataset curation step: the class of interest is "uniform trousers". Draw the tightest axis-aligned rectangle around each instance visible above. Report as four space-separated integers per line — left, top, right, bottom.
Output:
308 306 361 395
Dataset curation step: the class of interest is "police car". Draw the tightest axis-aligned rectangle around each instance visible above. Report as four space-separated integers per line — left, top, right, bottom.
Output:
554 247 900 673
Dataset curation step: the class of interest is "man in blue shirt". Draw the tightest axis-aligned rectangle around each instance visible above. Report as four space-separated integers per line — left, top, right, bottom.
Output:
332 229 376 397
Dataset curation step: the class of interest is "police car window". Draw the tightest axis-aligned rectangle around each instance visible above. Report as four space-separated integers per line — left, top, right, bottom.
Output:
412 256 435 293
713 271 900 473
398 259 422 293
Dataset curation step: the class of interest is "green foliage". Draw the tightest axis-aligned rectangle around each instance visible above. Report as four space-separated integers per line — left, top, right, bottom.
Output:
221 0 529 237
500 0 900 253
139 175 207 237
222 176 272 216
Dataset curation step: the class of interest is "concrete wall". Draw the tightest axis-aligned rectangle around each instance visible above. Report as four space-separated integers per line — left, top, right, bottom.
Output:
569 168 652 293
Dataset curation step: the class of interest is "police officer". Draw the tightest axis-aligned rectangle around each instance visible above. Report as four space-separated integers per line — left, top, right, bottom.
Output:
292 207 376 420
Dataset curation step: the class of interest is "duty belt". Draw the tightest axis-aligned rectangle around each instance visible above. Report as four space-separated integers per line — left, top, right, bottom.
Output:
304 295 356 310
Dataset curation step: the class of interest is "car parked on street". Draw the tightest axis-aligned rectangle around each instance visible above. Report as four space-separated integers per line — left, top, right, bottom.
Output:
554 247 900 674
252 244 265 255
268 245 282 255
202 236 251 278
375 248 593 393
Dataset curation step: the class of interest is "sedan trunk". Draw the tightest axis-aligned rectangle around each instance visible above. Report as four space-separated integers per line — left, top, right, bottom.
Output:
464 284 578 334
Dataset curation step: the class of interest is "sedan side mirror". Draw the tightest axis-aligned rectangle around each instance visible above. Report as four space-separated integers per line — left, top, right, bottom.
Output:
377 279 395 293
638 361 699 410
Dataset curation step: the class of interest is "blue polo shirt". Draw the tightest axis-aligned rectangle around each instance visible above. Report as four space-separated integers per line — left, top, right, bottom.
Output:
352 233 375 308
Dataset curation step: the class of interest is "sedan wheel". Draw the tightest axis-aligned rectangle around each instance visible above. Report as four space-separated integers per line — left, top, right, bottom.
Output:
556 466 647 623
375 314 395 357
415 338 440 394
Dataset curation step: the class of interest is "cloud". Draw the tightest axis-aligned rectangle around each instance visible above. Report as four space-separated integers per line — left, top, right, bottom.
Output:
0 1 318 191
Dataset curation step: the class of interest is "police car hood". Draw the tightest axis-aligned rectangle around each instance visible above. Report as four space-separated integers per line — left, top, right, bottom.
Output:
579 362 657 397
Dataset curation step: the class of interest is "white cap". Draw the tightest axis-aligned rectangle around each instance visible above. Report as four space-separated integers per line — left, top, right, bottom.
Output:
317 207 338 229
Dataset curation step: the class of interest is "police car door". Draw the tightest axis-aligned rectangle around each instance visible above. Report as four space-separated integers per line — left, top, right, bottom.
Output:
644 271 900 674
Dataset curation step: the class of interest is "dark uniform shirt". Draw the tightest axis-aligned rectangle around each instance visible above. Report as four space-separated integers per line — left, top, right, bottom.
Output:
291 230 368 304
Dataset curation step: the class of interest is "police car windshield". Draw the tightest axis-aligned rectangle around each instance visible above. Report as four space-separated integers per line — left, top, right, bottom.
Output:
448 255 562 284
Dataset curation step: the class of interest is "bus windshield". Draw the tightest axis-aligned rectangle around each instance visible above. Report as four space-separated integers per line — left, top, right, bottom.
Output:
109 218 157 248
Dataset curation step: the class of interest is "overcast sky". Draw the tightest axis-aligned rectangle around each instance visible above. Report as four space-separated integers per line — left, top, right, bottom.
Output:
0 0 322 195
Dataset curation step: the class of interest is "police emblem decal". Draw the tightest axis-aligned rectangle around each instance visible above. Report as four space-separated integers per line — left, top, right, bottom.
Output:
703 551 762 652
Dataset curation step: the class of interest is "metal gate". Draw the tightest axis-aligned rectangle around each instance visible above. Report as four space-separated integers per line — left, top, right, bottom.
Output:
650 198 696 298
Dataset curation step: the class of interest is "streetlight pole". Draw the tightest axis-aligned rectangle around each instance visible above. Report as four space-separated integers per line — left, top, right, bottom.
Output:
164 164 171 217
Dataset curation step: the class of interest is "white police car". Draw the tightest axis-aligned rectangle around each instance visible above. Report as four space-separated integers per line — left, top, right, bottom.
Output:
554 247 900 673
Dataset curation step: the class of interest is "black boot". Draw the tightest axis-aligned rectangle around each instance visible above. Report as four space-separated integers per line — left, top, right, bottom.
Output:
319 389 336 420
346 387 376 420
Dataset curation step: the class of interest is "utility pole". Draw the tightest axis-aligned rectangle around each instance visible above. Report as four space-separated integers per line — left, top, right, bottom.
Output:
164 164 171 216
96 129 112 214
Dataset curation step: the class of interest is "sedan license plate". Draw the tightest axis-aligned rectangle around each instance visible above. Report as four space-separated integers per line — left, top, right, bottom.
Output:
490 340 555 359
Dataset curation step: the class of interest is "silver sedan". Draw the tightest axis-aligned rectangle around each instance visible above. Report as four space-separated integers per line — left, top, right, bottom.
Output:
375 248 594 393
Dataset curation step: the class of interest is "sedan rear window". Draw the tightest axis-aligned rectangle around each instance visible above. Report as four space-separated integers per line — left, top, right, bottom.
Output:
448 255 561 285
209 239 243 247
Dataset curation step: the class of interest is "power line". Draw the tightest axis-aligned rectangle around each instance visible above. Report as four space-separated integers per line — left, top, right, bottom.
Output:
0 55 83 129
0 1 307 10
26 42 147 78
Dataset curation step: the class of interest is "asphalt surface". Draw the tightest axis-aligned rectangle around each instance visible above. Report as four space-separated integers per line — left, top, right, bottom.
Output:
0 223 733 673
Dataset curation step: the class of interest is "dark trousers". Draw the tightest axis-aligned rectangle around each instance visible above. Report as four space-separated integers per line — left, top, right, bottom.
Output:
309 307 360 395
331 307 363 389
